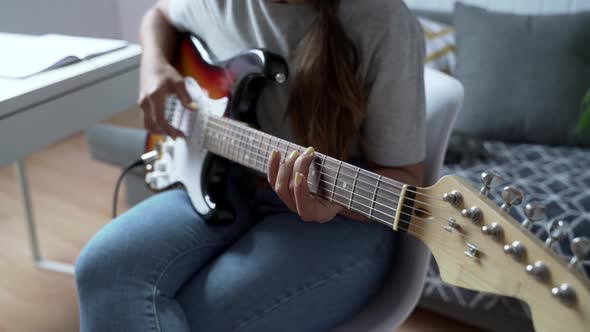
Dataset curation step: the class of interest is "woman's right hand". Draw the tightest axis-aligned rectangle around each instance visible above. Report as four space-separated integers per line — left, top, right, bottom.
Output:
138 60 197 139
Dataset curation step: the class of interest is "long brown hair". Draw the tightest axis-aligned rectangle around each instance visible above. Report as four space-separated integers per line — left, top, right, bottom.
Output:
287 0 365 160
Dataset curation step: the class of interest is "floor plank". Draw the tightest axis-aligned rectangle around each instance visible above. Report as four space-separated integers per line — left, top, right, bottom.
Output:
0 133 482 332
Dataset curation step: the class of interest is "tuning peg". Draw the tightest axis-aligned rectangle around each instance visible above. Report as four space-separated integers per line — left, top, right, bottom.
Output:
569 237 590 270
500 186 524 212
521 202 546 229
545 220 568 247
480 170 502 196
551 283 577 306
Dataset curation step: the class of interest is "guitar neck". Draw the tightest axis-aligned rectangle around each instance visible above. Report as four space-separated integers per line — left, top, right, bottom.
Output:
203 115 415 230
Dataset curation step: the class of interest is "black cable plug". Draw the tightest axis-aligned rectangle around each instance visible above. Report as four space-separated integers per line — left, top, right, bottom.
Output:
112 159 143 219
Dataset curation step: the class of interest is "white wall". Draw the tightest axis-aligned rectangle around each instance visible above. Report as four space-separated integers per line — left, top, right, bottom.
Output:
0 0 120 38
115 0 155 43
404 0 590 14
0 0 157 42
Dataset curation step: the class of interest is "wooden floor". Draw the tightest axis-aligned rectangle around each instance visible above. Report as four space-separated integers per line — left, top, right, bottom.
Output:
0 133 482 332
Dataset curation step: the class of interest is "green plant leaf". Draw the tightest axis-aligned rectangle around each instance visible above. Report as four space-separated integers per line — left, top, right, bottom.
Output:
577 88 590 132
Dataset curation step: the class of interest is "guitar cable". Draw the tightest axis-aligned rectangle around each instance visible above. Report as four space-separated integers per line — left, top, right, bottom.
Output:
112 150 159 218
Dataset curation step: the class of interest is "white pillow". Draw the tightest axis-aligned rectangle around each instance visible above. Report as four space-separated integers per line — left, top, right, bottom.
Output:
418 17 456 75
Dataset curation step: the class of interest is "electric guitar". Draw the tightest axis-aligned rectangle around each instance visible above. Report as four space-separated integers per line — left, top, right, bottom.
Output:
143 34 590 331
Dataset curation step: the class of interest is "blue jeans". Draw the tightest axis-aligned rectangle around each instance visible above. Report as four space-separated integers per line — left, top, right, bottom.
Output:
75 170 397 332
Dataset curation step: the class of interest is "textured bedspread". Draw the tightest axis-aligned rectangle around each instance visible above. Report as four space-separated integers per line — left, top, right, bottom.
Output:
421 140 590 317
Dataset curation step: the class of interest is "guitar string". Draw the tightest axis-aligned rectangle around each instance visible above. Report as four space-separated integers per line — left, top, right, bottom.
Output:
208 114 453 203
207 115 469 219
205 120 425 216
204 121 461 231
205 118 467 223
204 128 444 237
206 136 460 246
204 117 460 214
167 96 453 204
171 104 473 225
204 119 469 228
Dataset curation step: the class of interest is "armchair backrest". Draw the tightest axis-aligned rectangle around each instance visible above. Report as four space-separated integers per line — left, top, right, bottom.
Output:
333 67 464 332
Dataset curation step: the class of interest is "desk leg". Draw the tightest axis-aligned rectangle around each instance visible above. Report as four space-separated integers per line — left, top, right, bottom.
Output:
16 160 75 275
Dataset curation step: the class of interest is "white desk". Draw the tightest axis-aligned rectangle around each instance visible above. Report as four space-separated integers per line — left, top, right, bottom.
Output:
0 33 141 274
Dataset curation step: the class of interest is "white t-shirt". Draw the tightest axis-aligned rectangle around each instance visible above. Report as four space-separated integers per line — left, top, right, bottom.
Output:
169 0 426 167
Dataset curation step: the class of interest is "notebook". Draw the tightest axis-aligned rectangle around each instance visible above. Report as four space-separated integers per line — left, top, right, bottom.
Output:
0 33 128 79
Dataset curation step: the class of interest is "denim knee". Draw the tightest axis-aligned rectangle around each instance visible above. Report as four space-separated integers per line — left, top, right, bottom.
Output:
75 224 122 293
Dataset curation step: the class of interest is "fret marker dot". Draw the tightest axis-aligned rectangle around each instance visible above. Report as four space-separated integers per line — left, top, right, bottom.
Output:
245 155 249 160
311 170 316 177
343 183 348 189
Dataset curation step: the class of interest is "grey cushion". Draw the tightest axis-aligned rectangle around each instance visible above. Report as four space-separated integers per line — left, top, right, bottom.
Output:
453 3 590 147
85 124 147 168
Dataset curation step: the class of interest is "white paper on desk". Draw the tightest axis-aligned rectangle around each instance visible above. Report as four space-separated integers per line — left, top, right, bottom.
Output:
0 34 128 79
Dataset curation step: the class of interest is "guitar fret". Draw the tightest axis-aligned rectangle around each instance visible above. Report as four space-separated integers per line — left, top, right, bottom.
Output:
255 131 263 172
369 175 381 220
255 130 262 173
330 160 342 202
243 126 251 168
233 124 240 163
348 167 360 210
221 121 228 159
242 127 248 166
261 133 270 172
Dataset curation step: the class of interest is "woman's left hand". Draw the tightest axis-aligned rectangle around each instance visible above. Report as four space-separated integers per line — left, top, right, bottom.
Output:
267 147 343 223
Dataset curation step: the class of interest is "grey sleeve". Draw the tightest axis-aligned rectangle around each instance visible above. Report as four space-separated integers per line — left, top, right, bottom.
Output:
168 0 204 33
362 12 426 167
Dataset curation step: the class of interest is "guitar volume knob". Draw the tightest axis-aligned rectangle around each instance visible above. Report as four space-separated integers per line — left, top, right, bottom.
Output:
274 72 287 83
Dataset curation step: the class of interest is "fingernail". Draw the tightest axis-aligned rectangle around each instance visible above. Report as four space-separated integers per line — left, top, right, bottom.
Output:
289 150 300 160
295 172 303 186
270 149 278 160
190 102 199 110
304 146 315 155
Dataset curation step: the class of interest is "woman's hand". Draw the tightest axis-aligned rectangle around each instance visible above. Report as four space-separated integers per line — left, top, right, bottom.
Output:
138 59 197 139
267 147 343 223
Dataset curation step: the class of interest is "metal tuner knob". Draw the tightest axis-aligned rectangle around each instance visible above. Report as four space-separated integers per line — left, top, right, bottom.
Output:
521 202 546 229
480 170 501 196
482 223 503 240
569 237 590 270
545 220 568 247
443 190 463 207
501 186 524 212
504 241 526 260
461 207 482 223
526 261 550 282
551 283 577 306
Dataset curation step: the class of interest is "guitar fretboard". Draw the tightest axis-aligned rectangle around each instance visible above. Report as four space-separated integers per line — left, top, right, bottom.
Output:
203 115 408 228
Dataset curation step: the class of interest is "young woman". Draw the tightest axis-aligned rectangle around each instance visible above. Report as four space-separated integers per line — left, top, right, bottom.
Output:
75 0 425 331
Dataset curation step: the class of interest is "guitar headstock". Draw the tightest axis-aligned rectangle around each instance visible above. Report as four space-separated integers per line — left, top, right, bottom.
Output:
409 173 589 332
